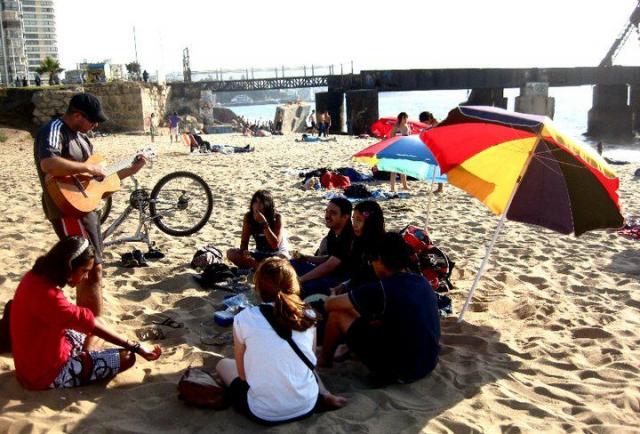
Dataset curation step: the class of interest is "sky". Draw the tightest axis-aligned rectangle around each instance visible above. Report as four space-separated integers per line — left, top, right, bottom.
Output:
56 0 640 75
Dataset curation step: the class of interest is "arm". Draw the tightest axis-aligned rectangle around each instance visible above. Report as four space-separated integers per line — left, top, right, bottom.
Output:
300 256 341 283
259 213 282 250
40 156 105 177
301 254 329 265
92 322 161 361
233 325 247 381
239 214 251 251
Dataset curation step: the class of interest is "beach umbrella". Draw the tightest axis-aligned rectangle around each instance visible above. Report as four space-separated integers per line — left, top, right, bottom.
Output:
420 105 624 322
353 135 447 227
370 117 429 138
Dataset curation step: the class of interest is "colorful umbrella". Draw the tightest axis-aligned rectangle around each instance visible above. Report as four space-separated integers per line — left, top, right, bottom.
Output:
353 135 446 182
370 117 429 138
420 105 624 321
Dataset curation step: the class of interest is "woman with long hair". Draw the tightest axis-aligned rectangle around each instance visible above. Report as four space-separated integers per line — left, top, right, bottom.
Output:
331 200 385 295
388 111 410 191
10 236 161 390
216 258 345 425
227 190 289 270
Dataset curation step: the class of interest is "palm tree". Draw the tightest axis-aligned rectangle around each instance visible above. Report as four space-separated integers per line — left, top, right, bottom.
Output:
36 57 64 85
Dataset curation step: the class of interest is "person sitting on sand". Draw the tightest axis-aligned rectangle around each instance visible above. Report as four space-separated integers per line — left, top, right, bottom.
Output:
319 232 441 384
10 237 161 390
293 198 355 298
216 258 346 425
389 112 410 192
330 200 385 296
227 190 289 270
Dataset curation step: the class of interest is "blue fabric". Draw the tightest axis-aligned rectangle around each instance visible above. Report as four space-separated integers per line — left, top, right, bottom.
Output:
290 260 340 299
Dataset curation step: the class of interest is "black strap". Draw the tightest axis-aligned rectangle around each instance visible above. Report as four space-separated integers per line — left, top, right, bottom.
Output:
259 304 316 372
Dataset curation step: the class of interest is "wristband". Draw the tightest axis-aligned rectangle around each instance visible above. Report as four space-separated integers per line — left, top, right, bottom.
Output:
128 341 141 354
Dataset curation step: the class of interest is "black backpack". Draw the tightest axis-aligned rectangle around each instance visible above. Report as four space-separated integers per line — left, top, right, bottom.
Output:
343 184 372 199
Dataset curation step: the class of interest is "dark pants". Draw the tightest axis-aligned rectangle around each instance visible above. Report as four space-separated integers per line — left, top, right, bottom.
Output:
290 260 340 299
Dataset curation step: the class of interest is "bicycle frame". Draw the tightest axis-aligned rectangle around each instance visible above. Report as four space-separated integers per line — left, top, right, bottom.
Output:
102 176 155 249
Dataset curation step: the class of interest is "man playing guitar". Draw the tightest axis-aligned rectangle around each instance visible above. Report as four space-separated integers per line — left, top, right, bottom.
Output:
34 93 147 317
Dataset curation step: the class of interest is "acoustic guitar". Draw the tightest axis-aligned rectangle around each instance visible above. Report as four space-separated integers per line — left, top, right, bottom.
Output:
45 148 156 216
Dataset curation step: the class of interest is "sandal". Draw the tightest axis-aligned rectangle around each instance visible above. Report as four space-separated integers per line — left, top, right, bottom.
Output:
135 326 165 341
152 316 184 328
121 252 139 268
146 248 165 259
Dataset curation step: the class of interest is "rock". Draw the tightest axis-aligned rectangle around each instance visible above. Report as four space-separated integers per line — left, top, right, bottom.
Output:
276 102 311 133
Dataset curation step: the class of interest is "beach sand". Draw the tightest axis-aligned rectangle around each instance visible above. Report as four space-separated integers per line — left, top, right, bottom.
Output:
0 129 639 433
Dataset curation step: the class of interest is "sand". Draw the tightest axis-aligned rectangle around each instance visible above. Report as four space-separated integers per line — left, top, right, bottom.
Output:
0 128 639 433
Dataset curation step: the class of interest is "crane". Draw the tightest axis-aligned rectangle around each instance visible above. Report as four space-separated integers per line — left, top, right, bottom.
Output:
600 1 640 67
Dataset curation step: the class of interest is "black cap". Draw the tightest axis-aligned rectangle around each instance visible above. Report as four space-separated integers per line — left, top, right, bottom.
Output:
68 93 108 123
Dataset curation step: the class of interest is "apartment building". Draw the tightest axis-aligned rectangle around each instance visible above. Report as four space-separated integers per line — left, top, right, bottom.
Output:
0 0 57 85
21 0 57 80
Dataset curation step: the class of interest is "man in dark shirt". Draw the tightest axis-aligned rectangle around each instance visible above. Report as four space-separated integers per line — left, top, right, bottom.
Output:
34 93 146 317
292 198 354 298
320 232 441 384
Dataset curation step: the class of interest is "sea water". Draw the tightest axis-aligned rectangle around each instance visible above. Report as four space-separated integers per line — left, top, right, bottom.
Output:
230 86 640 162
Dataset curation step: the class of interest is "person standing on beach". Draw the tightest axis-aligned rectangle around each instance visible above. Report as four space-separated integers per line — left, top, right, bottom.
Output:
149 113 157 143
318 111 326 137
324 111 332 137
306 110 317 135
419 111 442 193
34 93 147 319
388 112 410 192
168 112 181 143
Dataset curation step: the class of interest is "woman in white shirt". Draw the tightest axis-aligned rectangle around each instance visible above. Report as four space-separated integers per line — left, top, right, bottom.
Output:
216 258 346 425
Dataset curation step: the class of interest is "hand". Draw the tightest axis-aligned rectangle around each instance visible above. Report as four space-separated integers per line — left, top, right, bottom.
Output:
85 163 106 178
130 155 148 174
329 284 344 296
138 344 162 361
253 211 267 224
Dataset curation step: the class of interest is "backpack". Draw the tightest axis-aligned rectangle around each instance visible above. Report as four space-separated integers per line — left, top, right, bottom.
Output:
190 244 223 270
321 171 351 189
400 225 455 293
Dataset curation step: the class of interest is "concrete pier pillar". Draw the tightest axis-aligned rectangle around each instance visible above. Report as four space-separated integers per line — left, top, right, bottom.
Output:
515 82 555 118
315 91 344 134
346 89 379 135
462 88 507 108
587 84 633 142
629 84 640 132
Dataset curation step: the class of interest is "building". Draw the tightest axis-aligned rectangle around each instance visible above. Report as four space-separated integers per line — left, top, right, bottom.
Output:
21 0 57 81
0 0 57 86
0 0 29 85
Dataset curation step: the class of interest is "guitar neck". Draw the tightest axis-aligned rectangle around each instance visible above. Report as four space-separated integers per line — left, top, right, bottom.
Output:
103 156 135 177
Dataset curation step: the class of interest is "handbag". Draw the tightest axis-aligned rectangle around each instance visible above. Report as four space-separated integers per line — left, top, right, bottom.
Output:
177 367 227 409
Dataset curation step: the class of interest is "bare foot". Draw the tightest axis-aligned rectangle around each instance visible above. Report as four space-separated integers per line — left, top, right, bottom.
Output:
318 393 347 412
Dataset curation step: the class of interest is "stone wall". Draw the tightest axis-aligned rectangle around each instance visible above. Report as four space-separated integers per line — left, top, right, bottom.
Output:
276 102 311 133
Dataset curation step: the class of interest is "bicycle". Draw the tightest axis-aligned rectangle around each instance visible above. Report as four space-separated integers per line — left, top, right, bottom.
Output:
99 171 213 249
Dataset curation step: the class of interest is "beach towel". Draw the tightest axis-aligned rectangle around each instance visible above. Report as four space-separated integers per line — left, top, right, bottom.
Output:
619 216 640 241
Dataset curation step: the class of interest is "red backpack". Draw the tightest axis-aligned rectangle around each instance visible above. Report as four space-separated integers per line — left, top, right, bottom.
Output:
320 171 351 189
401 225 455 293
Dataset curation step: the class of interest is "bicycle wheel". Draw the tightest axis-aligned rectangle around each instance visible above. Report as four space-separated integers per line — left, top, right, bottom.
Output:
149 171 213 236
98 195 112 225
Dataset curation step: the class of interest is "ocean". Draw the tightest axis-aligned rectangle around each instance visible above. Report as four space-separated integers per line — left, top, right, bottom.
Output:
230 86 640 162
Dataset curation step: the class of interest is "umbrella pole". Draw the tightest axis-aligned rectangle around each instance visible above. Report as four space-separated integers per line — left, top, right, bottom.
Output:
457 146 538 323
425 168 437 231
456 212 507 322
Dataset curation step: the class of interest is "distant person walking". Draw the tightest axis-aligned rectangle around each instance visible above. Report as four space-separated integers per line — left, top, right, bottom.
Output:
318 111 326 137
388 112 410 192
35 74 42 87
419 111 442 193
149 113 157 143
324 111 332 137
142 70 149 83
168 112 180 143
306 110 317 135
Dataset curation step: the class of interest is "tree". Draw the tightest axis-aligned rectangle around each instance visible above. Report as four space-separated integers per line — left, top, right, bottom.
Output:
36 56 64 85
126 62 141 81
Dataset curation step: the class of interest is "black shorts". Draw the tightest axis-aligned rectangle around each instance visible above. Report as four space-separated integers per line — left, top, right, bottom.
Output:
346 318 393 378
51 211 103 264
227 378 319 426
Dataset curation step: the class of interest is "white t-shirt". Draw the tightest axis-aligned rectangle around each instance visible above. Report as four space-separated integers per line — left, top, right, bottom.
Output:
234 305 319 422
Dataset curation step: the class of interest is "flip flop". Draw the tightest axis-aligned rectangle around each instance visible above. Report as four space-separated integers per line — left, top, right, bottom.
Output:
135 326 165 341
152 316 184 328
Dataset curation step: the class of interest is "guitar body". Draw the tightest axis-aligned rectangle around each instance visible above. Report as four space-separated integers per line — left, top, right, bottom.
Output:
45 154 121 216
